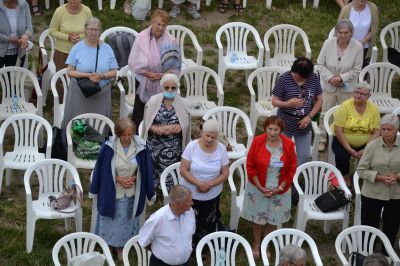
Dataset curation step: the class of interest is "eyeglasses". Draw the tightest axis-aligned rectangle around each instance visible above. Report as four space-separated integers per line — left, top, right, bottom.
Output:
353 91 370 97
86 28 100 32
163 86 177 91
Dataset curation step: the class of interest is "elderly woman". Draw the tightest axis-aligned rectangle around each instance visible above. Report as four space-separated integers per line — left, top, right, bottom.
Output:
142 73 190 189
242 116 297 259
180 119 229 245
61 17 118 129
357 114 400 253
332 81 380 185
317 19 363 151
338 0 379 66
0 0 32 67
279 244 306 266
49 0 92 102
128 9 181 127
90 117 155 259
272 57 323 166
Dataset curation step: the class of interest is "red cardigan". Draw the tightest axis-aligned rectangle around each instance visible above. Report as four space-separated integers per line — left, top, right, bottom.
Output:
246 134 297 194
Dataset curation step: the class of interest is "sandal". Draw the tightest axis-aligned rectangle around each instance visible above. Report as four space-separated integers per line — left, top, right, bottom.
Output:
31 5 43 17
234 3 244 14
219 1 228 13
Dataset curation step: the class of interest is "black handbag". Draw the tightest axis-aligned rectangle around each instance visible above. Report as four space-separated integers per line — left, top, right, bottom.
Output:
314 186 350 212
77 44 101 98
349 252 366 266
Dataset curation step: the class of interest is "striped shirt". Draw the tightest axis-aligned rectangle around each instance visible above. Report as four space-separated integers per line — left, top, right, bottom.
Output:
272 71 322 136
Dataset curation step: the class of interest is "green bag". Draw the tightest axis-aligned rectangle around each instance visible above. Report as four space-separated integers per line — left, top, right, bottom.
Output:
71 119 102 160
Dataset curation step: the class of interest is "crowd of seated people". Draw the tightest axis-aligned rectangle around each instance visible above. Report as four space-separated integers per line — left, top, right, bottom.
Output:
2 0 400 264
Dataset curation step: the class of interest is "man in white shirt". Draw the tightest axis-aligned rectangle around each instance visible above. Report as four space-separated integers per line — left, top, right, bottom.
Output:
138 185 195 266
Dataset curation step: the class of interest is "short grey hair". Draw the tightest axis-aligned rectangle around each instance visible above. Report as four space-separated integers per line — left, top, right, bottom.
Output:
169 185 191 204
202 119 221 134
335 19 354 36
355 81 372 92
84 17 102 32
279 244 306 265
160 73 180 89
381 113 399 129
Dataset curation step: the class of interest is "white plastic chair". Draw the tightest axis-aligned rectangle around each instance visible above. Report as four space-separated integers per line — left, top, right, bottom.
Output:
353 172 362 226
44 0 63 9
266 0 319 8
196 231 256 266
51 68 70 128
228 157 247 232
324 105 339 166
179 65 224 117
0 66 43 122
335 225 400 266
167 25 203 70
39 29 56 106
247 67 282 132
359 62 400 114
117 65 136 118
160 162 181 205
24 159 82 253
216 22 264 87
52 232 115 266
380 21 400 63
0 114 52 195
122 235 152 266
100 26 139 42
328 27 378 64
66 113 115 170
202 106 254 160
264 24 311 71
393 106 400 116
261 228 323 266
293 161 352 234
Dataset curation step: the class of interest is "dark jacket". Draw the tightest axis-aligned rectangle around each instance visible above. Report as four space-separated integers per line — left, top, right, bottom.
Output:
90 135 155 218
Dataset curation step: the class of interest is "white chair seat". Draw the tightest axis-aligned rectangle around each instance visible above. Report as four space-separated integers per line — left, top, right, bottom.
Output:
182 58 197 69
303 195 347 221
223 53 258 70
185 98 217 117
0 101 36 120
369 95 400 114
255 101 276 115
228 142 247 159
268 55 295 70
32 194 80 218
4 152 45 169
72 158 96 170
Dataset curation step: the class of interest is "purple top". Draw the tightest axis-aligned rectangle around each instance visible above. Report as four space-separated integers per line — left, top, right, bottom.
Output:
272 71 322 136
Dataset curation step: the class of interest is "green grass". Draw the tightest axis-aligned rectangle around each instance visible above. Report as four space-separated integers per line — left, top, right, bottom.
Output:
1 0 400 265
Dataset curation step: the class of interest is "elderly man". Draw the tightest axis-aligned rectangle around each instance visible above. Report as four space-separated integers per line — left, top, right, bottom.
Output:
138 185 195 266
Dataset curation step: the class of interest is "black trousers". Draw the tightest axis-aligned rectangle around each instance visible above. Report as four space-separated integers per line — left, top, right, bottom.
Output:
131 79 146 129
361 195 400 254
149 254 189 266
332 137 364 177
0 54 18 68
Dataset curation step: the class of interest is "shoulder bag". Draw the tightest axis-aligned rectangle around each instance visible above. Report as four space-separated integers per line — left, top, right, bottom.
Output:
77 44 101 98
314 186 350 212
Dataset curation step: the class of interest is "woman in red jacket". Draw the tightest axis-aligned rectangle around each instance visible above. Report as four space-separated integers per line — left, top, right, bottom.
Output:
241 116 297 259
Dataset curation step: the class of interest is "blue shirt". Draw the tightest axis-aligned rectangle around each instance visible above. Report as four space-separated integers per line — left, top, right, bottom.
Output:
66 40 119 87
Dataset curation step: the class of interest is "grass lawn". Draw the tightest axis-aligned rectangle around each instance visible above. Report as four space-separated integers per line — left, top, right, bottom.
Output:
1 0 400 265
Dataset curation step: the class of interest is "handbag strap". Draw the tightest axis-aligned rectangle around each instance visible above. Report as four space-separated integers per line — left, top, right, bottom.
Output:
94 44 99 72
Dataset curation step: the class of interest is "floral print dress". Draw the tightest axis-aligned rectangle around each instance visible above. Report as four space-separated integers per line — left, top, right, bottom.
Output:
241 143 291 225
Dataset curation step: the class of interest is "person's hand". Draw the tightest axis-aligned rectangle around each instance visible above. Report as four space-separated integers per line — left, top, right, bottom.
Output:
357 149 364 158
89 73 102 83
264 188 280 197
19 35 29 49
329 76 343 87
116 176 136 188
9 36 19 45
146 72 163 81
298 115 312 129
348 148 361 159
197 182 211 193
286 98 305 108
379 174 397 185
68 33 81 43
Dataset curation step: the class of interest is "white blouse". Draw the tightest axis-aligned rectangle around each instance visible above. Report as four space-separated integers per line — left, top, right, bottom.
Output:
349 5 371 49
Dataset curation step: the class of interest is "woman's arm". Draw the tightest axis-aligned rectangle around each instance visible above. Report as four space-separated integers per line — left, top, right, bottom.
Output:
272 95 304 109
67 64 91 78
207 164 229 188
299 94 323 129
180 158 211 192
334 125 359 158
